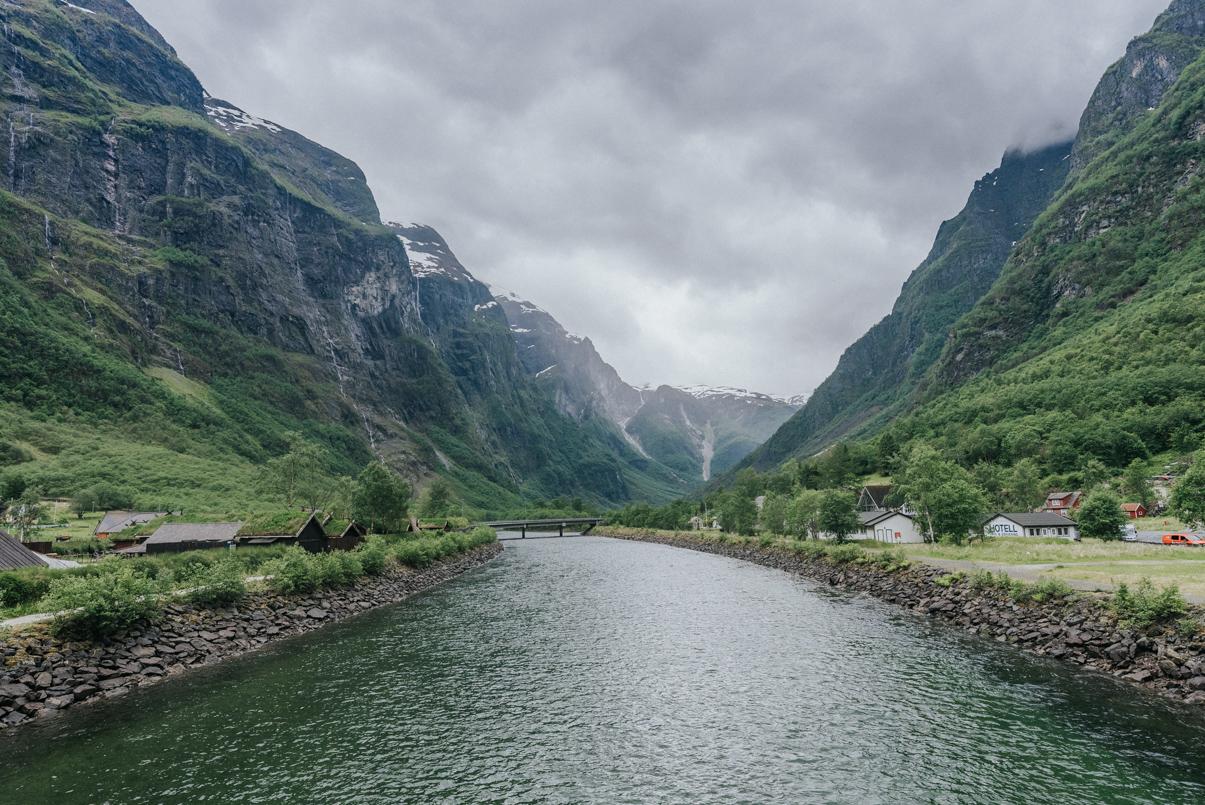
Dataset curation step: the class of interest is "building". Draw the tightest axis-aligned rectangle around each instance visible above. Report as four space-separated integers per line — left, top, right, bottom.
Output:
94 511 167 538
853 510 925 544
142 522 243 554
983 512 1079 540
1042 492 1083 517
689 515 720 531
0 529 51 570
327 520 368 551
856 485 894 512
1121 503 1148 520
237 512 329 552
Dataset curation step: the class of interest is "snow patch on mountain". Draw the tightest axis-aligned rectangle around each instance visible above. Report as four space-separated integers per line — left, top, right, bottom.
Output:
205 101 282 134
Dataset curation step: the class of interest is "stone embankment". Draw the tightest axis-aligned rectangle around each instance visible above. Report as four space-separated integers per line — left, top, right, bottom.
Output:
601 528 1205 706
0 543 502 729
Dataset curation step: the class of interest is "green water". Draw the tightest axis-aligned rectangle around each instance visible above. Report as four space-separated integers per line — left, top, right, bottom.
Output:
3 535 1205 803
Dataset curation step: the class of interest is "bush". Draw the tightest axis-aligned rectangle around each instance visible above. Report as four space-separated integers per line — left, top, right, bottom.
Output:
51 536 111 556
261 547 321 595
186 557 247 608
935 572 963 588
1113 578 1189 627
0 566 59 608
43 567 162 639
357 539 389 576
827 544 864 565
315 551 363 587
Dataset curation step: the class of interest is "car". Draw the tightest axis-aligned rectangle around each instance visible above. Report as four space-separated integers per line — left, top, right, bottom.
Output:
1161 533 1204 547
1121 524 1138 542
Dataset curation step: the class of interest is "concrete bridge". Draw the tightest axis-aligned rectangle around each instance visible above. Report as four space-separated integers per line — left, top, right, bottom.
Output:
483 517 603 539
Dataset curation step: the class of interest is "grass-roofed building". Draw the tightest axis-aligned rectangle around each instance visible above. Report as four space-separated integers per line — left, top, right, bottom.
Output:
237 512 328 553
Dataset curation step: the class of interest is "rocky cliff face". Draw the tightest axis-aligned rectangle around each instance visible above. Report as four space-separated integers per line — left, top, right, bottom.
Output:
496 290 800 481
0 0 679 507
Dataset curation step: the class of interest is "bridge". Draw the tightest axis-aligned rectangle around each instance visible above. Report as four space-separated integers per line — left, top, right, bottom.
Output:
483 517 604 539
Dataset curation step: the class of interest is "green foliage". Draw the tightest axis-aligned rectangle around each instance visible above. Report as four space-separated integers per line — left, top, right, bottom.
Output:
758 492 789 535
352 461 411 533
818 489 860 544
826 544 864 565
43 566 162 639
1077 490 1127 541
717 491 758 536
896 443 989 543
934 572 963 588
186 556 247 607
784 489 824 539
1121 459 1155 509
419 478 456 518
0 565 57 608
1113 578 1189 628
610 499 696 531
1170 452 1205 530
261 547 321 595
357 538 389 576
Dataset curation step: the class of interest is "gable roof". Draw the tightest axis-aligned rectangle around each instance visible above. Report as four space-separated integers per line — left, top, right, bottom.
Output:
145 522 243 546
1044 491 1082 505
1121 503 1146 512
859 485 894 508
95 511 167 535
237 511 320 538
986 512 1077 528
859 509 913 526
0 530 48 570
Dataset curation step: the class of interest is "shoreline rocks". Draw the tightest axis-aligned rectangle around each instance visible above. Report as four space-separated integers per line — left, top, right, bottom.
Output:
600 528 1205 707
0 542 502 730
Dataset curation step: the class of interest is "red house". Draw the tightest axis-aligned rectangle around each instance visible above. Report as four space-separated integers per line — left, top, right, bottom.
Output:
1042 491 1083 516
1121 503 1148 519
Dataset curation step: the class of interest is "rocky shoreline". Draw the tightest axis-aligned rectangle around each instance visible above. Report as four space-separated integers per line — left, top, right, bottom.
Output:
0 542 502 730
600 528 1205 706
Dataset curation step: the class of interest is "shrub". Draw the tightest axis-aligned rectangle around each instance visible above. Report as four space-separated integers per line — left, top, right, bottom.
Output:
43 567 162 639
357 540 389 576
315 551 363 587
934 572 963 588
827 544 864 565
186 557 247 608
1011 578 1072 603
261 547 321 595
0 566 57 608
1113 578 1189 627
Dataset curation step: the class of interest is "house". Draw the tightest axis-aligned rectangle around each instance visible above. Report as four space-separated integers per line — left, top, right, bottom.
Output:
142 522 243 554
856 485 894 512
983 512 1079 540
852 510 925 544
1121 503 1148 520
0 529 51 570
1041 492 1083 516
689 515 720 531
326 520 368 551
94 511 168 538
237 512 329 552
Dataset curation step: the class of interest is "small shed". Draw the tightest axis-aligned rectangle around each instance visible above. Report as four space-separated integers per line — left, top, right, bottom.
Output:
0 529 49 570
237 512 329 553
327 520 368 551
983 512 1079 540
143 522 243 554
1121 503 1148 519
95 511 167 538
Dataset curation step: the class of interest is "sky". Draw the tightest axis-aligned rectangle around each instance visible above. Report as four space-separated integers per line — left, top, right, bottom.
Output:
133 0 1170 398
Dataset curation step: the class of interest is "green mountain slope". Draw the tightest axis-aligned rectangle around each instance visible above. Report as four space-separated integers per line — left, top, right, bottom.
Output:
0 0 675 511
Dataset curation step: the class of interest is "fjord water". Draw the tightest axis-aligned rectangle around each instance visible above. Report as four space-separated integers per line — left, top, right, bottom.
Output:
4 537 1205 803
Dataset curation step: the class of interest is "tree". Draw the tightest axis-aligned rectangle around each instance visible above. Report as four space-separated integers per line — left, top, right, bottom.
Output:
785 489 824 539
10 487 46 541
351 462 412 533
1002 459 1045 512
1121 459 1154 510
819 444 858 489
70 489 97 519
818 489 860 544
718 492 758 536
759 493 788 535
927 478 988 545
419 478 456 518
260 433 328 509
1080 458 1110 492
1077 490 1127 540
1170 454 1205 530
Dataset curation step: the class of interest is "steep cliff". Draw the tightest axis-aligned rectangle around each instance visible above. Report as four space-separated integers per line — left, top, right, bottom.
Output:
0 0 674 508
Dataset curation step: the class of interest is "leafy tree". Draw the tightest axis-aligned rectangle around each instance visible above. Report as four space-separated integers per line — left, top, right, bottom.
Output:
419 478 456 518
351 462 412 533
1121 459 1154 510
0 473 27 505
759 493 789 535
1170 454 1205 530
784 489 824 539
1002 459 1045 512
1002 425 1042 461
819 444 858 489
70 489 97 519
1080 458 1110 492
718 492 758 536
1077 490 1127 540
260 433 328 509
9 487 45 540
928 478 988 545
818 489 860 544
972 462 1005 507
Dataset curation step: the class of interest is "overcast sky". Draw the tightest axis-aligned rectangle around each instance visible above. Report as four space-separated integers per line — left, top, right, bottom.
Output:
134 0 1168 398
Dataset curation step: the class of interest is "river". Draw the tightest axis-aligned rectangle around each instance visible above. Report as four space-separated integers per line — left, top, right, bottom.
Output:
3 535 1205 803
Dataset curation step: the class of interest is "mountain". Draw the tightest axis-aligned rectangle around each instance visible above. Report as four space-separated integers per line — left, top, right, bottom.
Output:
741 0 1205 477
0 0 682 511
495 290 801 481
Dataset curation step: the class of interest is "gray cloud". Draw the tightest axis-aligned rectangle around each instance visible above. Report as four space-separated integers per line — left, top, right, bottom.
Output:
134 0 1169 397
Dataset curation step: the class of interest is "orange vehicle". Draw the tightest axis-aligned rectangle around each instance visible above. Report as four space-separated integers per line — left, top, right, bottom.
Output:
1161 533 1205 546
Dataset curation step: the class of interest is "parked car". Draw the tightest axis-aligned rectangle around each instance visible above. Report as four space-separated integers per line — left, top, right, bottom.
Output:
1121 524 1138 542
1161 533 1204 547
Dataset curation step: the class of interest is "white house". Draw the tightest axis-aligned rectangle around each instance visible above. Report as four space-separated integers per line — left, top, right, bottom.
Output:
850 510 925 544
983 512 1079 540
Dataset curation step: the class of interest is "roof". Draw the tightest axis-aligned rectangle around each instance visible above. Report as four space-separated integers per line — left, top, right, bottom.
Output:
986 512 1077 528
859 509 913 526
95 511 168 535
0 530 48 570
1044 491 1082 504
860 485 894 508
145 522 243 546
237 511 319 538
1122 503 1146 512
